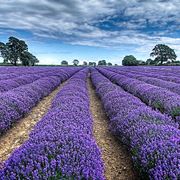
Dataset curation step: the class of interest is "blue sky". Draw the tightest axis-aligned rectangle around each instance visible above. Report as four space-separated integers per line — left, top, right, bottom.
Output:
0 0 180 65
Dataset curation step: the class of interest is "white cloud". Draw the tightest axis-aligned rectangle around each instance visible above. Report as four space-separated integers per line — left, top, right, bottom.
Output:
0 0 179 60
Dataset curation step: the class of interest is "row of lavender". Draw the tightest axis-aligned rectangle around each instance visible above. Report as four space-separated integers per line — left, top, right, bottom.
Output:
0 69 104 179
0 67 56 80
107 67 180 93
91 68 180 180
0 67 80 135
109 68 180 95
0 69 65 92
119 67 180 84
119 66 180 78
98 68 180 124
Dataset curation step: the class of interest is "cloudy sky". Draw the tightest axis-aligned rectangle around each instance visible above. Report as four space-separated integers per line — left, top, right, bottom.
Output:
0 0 179 65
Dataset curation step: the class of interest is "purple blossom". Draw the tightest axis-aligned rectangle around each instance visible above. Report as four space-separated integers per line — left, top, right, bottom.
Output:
91 68 180 179
0 68 104 179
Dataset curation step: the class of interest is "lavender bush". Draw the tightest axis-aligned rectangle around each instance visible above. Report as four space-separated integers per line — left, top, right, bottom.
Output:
98 68 180 124
0 68 104 179
91 68 180 180
105 67 180 96
0 68 79 135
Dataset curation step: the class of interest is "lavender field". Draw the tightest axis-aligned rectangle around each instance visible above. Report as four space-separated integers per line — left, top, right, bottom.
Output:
0 66 179 180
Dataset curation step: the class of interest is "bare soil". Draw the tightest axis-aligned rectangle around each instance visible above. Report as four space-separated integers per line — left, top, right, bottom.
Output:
0 82 65 162
87 78 138 180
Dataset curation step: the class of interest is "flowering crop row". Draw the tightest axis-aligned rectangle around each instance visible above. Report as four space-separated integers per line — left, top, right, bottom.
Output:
0 67 51 80
0 69 104 179
0 69 68 92
0 68 79 135
119 67 180 84
0 67 72 81
106 67 180 95
98 68 180 124
118 66 180 78
91 68 180 180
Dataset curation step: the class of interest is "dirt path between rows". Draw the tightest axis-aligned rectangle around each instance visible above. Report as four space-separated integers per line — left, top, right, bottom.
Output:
0 81 66 162
88 78 138 180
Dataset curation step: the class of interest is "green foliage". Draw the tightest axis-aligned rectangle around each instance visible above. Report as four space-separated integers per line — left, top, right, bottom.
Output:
61 60 68 66
171 107 180 118
122 55 138 66
146 58 155 65
98 60 106 66
89 62 96 66
73 59 79 66
107 62 112 66
150 44 177 65
20 51 39 66
83 61 87 66
6 36 28 66
0 36 39 66
153 101 165 113
0 42 9 63
137 60 146 65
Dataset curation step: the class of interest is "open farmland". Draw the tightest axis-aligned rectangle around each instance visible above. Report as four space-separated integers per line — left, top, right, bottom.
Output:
0 66 179 180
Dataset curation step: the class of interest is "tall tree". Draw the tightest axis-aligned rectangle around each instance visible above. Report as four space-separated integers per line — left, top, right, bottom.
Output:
20 51 39 66
0 37 39 66
61 60 68 66
6 36 28 66
30 54 39 66
0 42 9 63
73 59 79 66
122 55 138 66
150 44 177 65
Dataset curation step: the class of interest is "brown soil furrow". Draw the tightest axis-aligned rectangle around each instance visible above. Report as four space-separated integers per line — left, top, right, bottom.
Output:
0 82 66 162
88 78 137 180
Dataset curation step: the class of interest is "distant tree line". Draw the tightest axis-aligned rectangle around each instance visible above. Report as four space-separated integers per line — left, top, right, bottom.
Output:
2 38 176 67
61 44 178 67
0 36 39 66
61 59 116 66
122 44 178 66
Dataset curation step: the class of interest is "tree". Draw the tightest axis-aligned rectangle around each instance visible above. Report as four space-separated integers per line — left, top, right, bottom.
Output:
0 36 39 66
73 59 79 66
146 58 155 65
98 60 106 66
92 62 96 67
98 61 102 65
6 36 28 66
30 55 39 66
20 51 39 66
146 58 152 65
122 55 138 66
20 51 30 66
150 44 177 65
83 61 87 66
89 62 96 66
61 60 68 66
107 62 112 66
137 60 146 65
0 42 9 63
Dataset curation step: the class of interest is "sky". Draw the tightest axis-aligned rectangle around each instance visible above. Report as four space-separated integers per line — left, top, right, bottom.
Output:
0 0 179 65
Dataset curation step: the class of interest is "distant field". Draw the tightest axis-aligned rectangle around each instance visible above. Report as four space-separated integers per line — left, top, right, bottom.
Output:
0 66 179 179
